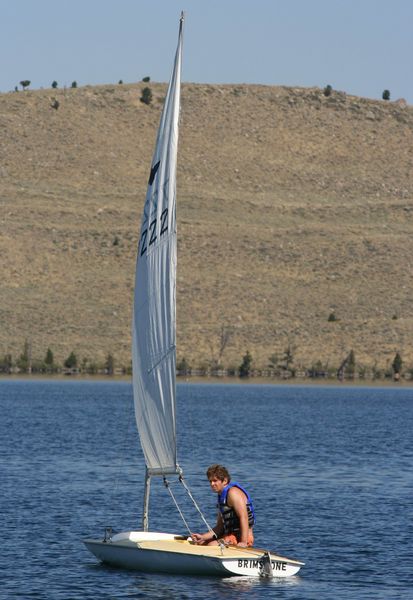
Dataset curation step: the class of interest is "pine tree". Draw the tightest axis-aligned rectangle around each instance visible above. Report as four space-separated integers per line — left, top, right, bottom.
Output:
392 352 402 375
239 351 252 378
282 345 294 370
64 351 78 369
0 354 13 373
17 340 31 372
346 350 356 378
45 348 54 366
105 353 115 375
177 357 190 376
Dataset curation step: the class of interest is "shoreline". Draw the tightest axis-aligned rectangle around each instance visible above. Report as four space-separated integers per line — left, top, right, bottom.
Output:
0 373 412 388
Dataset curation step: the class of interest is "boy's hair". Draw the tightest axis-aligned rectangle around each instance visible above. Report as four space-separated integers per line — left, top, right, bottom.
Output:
206 464 231 482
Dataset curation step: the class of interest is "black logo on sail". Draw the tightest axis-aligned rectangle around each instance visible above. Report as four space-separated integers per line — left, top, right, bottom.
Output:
148 161 160 185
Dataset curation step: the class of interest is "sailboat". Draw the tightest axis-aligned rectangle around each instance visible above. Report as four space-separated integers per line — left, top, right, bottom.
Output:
84 13 304 578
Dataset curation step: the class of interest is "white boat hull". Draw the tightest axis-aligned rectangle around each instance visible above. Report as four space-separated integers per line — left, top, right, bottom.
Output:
84 531 304 578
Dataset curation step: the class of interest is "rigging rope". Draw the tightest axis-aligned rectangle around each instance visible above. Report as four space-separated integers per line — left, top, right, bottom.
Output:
108 391 136 520
163 475 215 537
163 477 193 537
178 474 215 535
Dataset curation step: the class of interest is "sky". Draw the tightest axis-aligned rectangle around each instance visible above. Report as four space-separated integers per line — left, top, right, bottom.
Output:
2 0 413 104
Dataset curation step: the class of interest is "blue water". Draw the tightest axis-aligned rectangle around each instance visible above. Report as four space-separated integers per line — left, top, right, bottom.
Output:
1 380 412 599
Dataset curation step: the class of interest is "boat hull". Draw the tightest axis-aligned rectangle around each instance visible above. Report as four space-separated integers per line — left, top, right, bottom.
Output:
84 531 304 578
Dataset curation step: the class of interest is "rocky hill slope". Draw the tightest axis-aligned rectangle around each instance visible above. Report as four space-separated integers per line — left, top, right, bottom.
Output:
1 83 412 373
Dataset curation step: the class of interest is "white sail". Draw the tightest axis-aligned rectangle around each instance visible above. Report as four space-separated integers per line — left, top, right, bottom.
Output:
132 16 183 474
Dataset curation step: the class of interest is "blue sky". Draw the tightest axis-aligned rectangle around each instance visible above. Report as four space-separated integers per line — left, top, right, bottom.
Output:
2 0 412 103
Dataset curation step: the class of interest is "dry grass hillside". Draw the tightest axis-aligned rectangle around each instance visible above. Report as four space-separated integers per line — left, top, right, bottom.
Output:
1 82 412 373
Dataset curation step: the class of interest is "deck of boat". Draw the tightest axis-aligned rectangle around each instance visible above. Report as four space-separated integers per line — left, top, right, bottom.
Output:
134 537 302 564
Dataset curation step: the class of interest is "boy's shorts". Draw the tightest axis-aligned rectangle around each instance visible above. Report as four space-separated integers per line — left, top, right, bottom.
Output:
220 530 254 547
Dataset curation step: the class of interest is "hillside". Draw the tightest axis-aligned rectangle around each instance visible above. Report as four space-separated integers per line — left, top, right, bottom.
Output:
1 82 412 373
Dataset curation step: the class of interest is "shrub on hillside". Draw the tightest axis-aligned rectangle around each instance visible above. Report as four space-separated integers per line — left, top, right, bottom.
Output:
323 84 333 97
141 87 153 105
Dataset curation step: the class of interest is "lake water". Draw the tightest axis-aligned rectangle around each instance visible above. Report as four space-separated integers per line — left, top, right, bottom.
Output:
1 380 412 599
